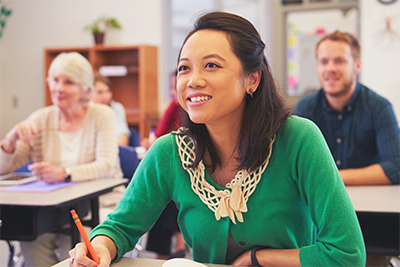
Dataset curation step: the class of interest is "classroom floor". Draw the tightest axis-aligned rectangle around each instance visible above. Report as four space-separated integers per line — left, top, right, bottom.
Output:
0 240 24 267
390 257 400 267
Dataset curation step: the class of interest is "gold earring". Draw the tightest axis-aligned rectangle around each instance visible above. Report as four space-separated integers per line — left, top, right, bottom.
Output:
249 89 254 98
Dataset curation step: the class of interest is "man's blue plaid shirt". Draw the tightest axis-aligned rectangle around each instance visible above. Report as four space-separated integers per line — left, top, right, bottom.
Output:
293 83 400 184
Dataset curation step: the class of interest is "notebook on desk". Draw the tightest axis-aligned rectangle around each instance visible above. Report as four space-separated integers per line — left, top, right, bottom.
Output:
0 172 37 186
1 180 79 192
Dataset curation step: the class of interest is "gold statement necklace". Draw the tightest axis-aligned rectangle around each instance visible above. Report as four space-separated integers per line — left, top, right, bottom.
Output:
176 129 275 224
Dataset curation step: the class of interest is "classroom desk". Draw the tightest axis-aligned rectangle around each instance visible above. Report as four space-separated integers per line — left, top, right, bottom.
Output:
0 178 128 248
346 185 400 256
346 185 400 213
52 257 231 267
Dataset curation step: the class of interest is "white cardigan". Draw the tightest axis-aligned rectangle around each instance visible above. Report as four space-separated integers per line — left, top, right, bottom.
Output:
0 102 123 181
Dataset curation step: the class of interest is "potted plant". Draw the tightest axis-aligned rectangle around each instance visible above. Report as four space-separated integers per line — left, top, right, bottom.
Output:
84 16 122 45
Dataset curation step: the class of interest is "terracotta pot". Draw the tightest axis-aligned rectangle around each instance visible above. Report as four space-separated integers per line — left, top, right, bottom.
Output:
94 33 105 45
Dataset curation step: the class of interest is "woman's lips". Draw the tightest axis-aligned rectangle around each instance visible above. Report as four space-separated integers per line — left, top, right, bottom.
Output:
187 95 212 106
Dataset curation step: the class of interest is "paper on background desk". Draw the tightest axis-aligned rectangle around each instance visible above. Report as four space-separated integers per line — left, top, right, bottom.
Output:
0 180 79 192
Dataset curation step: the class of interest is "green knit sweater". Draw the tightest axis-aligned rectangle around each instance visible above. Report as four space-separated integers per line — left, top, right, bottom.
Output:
90 116 366 266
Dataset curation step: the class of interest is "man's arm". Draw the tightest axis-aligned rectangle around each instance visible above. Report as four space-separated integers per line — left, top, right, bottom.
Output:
370 100 400 184
339 164 391 185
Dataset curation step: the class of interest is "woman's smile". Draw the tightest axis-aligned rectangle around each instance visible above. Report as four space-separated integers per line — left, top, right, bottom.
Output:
187 93 212 106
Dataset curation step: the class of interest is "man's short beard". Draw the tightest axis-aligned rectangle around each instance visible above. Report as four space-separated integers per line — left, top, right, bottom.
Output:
328 80 354 98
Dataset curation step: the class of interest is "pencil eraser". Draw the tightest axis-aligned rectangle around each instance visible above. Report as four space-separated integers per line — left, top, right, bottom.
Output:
70 210 76 216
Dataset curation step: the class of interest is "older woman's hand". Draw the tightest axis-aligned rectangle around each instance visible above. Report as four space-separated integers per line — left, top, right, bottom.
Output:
1 121 37 153
28 162 67 183
69 242 112 267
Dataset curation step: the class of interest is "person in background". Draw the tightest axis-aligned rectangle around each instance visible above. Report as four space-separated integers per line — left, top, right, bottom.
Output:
140 70 183 150
0 52 123 266
141 70 187 259
293 30 400 185
69 12 366 267
91 72 131 146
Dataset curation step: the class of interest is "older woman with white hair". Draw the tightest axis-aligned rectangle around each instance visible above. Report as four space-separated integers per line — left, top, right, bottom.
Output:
0 52 123 266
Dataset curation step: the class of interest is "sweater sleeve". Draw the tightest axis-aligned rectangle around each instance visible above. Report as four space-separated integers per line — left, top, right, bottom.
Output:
0 108 44 174
0 141 31 174
89 134 175 260
292 117 366 266
372 100 400 184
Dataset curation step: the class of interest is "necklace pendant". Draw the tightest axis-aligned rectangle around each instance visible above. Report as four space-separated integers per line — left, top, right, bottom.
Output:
230 186 247 212
215 186 247 224
215 196 236 224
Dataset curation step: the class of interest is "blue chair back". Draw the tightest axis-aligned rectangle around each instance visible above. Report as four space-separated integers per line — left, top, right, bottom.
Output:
118 146 139 181
129 128 140 147
15 162 31 173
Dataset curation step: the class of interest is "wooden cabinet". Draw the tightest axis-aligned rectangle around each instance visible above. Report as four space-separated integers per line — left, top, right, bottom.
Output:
44 45 158 140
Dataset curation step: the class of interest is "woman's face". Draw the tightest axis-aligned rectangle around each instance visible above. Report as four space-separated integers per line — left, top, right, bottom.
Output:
177 30 247 127
91 80 113 105
49 71 86 109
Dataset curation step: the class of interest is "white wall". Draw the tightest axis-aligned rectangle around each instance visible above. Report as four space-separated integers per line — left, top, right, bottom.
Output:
1 0 399 140
360 0 400 124
0 0 162 138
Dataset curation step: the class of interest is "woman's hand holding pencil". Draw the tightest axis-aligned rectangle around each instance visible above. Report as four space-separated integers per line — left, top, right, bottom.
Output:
69 210 116 267
69 242 112 267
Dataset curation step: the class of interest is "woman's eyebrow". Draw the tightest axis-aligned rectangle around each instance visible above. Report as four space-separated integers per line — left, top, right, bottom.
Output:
203 54 226 62
178 54 227 63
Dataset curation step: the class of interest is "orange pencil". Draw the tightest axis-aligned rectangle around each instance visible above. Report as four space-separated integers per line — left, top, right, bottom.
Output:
70 209 100 264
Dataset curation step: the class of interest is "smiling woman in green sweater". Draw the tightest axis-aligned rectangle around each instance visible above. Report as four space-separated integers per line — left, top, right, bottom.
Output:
69 12 366 267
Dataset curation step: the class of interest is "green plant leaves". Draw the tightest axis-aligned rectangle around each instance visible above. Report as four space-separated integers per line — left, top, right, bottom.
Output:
0 0 12 39
83 16 122 34
108 18 121 29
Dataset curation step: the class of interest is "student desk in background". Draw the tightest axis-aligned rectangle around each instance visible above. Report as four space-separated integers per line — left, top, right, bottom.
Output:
346 185 400 256
0 178 128 248
53 257 232 267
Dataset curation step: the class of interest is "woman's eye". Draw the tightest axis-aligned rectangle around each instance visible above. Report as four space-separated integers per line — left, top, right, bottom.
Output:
178 65 189 72
205 62 220 69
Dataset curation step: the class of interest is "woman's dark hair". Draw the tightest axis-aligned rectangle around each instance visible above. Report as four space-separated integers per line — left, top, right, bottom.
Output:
94 72 112 91
178 11 290 173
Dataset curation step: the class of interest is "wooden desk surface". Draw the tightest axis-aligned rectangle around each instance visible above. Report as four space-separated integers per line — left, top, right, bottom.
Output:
346 185 400 213
53 257 231 267
0 178 128 206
